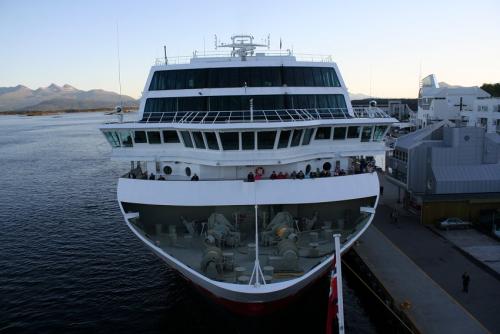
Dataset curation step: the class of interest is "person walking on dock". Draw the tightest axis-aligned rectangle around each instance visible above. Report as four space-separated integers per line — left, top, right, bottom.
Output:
462 272 470 293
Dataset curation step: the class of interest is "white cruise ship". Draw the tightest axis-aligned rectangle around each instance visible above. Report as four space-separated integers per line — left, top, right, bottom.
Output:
100 35 397 314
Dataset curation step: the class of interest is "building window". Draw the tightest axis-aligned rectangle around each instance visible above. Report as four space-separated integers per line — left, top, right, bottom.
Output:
361 126 373 142
162 130 180 143
220 132 239 150
241 132 255 150
147 131 161 144
315 127 331 140
258 131 277 149
277 130 291 148
181 131 193 148
347 126 360 139
134 131 147 143
192 132 206 149
333 127 346 140
302 128 314 145
291 129 303 147
204 132 219 150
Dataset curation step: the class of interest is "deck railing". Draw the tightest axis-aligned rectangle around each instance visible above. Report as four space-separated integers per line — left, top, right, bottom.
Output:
139 107 391 124
153 51 333 66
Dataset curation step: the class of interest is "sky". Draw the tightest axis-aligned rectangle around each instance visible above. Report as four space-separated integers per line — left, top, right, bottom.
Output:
1 0 499 99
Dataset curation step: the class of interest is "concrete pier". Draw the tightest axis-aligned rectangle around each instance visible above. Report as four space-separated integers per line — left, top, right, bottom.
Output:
356 226 489 333
353 175 500 333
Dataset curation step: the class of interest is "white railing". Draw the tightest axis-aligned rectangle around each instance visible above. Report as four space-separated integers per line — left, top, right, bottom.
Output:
139 107 391 124
154 50 333 66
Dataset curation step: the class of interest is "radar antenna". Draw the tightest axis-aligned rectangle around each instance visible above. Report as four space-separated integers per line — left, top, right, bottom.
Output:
216 34 269 58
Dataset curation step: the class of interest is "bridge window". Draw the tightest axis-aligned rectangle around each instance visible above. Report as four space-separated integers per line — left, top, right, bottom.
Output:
361 126 373 142
220 132 239 150
302 128 314 145
147 131 161 144
315 127 331 140
162 130 180 143
204 132 219 150
347 126 360 139
104 131 121 147
373 126 387 142
277 130 291 148
192 131 206 149
181 131 193 148
257 131 277 149
134 131 147 143
119 131 133 147
333 127 346 140
242 132 255 150
291 129 303 147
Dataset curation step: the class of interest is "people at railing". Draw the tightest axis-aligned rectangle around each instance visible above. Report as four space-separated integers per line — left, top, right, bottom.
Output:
247 171 255 182
123 160 375 182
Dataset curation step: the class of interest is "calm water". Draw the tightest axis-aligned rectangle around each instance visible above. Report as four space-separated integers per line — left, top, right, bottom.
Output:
0 112 377 333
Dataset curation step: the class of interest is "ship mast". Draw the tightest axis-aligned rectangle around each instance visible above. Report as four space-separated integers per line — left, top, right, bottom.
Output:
215 34 270 59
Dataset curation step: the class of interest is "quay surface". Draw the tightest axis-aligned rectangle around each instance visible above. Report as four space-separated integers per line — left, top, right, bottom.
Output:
352 176 500 333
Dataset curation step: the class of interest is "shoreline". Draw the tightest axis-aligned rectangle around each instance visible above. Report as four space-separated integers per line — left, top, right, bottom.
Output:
0 107 137 117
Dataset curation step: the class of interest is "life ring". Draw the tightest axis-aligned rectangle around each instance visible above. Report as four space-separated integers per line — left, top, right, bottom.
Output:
255 167 265 176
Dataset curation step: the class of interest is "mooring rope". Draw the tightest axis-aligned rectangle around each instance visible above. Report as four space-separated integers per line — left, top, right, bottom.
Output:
342 259 416 334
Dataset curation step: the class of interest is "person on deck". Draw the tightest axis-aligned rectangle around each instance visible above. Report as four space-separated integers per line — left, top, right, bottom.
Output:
247 172 255 182
462 272 470 293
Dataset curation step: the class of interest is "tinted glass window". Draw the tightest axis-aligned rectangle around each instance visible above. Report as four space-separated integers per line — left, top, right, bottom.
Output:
242 132 255 150
147 131 161 144
302 128 314 145
373 125 387 141
142 94 347 122
333 127 347 140
181 131 193 148
361 126 373 142
347 126 361 139
277 130 291 148
104 131 121 147
291 129 303 147
258 131 276 149
149 67 341 90
134 131 147 143
315 127 331 140
162 130 180 143
220 132 239 150
192 131 206 149
204 132 219 150
119 131 133 147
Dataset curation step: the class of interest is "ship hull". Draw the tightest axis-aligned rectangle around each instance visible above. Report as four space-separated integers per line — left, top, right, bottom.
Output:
117 173 380 314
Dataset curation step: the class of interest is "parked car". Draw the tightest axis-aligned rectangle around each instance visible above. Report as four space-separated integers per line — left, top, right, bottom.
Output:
436 218 472 230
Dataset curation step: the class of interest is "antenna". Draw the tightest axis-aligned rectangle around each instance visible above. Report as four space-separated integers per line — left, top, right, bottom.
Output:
214 34 218 50
164 45 167 65
369 64 373 98
116 23 123 108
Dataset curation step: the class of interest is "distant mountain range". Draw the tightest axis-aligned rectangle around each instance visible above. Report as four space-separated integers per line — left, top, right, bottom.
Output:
0 84 138 112
349 92 372 100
